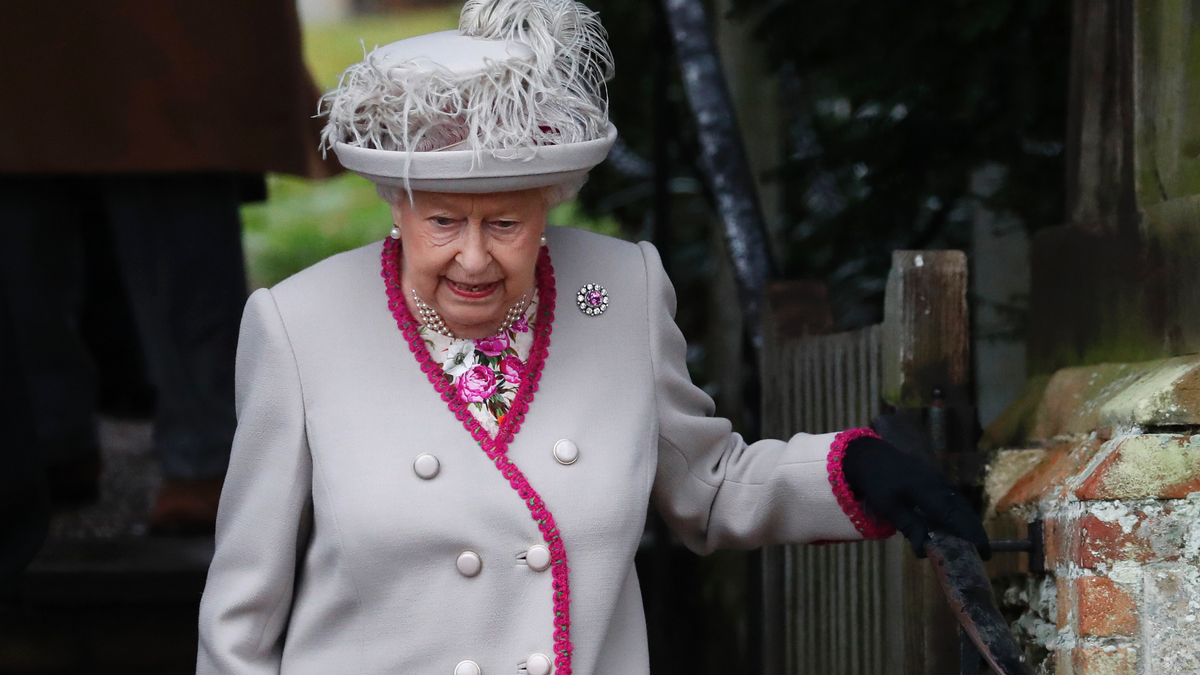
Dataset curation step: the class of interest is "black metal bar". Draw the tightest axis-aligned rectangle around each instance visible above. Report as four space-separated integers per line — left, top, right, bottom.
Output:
989 520 1045 573
660 0 772 352
989 540 1034 552
1027 520 1045 573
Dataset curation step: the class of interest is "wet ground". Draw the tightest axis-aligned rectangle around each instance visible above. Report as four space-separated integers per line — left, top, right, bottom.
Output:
1 418 210 675
48 418 160 540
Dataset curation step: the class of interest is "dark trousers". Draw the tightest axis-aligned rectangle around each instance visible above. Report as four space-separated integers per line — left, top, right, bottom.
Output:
0 285 48 590
0 174 246 480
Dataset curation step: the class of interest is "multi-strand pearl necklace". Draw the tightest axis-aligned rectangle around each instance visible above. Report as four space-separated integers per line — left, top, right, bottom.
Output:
411 290 531 339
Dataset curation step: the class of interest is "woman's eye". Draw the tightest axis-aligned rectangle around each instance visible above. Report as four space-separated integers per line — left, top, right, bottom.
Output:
491 220 519 229
431 217 457 227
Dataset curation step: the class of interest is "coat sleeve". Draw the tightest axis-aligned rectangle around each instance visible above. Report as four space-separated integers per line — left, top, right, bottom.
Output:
197 288 313 675
639 242 890 555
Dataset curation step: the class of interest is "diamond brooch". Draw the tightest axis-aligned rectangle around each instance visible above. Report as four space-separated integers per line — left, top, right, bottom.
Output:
576 284 609 316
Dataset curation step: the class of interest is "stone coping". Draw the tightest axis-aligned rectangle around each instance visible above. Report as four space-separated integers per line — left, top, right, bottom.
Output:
983 353 1200 450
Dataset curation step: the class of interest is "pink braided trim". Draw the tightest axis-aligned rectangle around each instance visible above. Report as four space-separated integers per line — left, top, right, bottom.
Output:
827 428 897 540
380 239 574 674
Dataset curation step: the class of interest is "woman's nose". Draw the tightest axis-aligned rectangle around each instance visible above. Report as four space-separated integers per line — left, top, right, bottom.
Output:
455 223 490 272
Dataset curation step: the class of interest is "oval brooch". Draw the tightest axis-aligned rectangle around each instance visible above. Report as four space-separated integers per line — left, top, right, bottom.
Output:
577 283 609 316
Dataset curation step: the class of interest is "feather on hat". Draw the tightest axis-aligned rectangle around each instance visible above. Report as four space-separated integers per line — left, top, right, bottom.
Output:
321 0 617 193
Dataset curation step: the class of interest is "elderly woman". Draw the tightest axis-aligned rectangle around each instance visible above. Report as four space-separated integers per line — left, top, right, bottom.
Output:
196 2 988 674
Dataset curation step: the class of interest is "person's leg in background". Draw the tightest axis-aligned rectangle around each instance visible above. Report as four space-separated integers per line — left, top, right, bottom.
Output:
0 270 51 591
81 208 158 421
0 176 102 505
104 173 247 535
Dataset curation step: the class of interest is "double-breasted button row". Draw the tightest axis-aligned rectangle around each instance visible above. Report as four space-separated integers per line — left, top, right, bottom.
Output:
455 654 552 675
457 546 553 577
414 440 579 480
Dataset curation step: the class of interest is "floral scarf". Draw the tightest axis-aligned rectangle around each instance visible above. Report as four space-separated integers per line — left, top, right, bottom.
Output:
418 297 538 437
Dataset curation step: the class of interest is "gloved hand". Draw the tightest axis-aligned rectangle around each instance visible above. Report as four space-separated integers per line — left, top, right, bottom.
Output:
842 435 991 560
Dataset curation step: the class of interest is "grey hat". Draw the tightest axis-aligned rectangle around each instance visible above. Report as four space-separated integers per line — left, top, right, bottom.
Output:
321 1 616 193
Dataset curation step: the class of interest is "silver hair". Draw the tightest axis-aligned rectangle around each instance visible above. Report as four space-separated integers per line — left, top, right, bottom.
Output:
320 0 613 161
375 172 589 211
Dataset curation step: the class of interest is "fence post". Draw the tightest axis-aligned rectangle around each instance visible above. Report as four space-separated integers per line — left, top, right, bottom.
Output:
882 250 971 675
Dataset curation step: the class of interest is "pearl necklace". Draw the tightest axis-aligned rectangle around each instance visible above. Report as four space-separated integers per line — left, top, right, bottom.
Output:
411 290 531 339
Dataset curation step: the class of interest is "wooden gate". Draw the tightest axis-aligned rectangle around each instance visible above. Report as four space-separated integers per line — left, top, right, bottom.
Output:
760 251 971 675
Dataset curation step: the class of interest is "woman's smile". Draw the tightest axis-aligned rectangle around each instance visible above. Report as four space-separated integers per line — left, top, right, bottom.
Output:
445 278 501 299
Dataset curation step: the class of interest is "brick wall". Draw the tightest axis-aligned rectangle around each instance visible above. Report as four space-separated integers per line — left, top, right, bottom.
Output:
986 356 1200 674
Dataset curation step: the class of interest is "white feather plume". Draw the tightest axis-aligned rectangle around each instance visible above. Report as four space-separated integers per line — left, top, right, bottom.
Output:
320 0 613 165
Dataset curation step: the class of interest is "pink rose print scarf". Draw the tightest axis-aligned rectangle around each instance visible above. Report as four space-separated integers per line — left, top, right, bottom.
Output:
418 298 537 437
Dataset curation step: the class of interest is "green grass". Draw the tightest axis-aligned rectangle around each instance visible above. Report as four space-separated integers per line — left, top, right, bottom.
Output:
241 6 624 289
242 174 388 289
302 7 463 89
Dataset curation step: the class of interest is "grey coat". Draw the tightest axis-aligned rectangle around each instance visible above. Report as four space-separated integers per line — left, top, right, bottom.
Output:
196 225 865 675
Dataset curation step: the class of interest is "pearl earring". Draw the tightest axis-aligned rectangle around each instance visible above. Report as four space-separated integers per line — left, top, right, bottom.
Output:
390 225 401 240
539 235 548 247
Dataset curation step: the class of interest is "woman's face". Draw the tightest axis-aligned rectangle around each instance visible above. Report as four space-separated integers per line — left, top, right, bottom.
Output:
394 189 548 339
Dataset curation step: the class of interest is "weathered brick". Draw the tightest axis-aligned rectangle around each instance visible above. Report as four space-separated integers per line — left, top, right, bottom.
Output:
986 449 1046 515
1057 575 1073 630
1076 514 1155 567
1075 499 1185 566
1075 434 1200 500
1070 647 1137 675
1053 649 1074 675
996 438 1103 513
1045 511 1076 570
1143 566 1200 674
1075 511 1183 568
1074 576 1138 636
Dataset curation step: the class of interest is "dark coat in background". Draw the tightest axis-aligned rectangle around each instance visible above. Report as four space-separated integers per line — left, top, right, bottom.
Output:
0 1 334 177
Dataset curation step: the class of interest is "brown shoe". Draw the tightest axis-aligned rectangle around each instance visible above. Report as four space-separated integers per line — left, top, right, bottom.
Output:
149 476 223 536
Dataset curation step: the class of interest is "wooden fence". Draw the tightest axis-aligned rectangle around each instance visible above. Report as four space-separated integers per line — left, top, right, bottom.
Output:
760 251 970 675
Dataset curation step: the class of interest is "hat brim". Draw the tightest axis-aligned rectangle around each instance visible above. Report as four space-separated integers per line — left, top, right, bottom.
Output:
334 124 617 194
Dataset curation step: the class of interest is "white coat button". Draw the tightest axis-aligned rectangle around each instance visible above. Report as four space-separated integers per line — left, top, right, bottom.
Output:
454 660 481 675
456 551 482 578
526 544 552 572
552 439 579 465
413 453 440 480
526 653 553 675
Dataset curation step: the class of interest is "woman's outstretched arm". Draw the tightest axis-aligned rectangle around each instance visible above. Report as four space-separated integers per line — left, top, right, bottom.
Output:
640 241 987 558
638 242 878 553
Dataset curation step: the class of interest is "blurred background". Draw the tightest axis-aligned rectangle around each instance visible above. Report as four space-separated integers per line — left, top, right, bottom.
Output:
2 0 1084 672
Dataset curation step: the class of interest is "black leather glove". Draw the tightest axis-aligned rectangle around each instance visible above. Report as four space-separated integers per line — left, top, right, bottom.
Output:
842 436 991 560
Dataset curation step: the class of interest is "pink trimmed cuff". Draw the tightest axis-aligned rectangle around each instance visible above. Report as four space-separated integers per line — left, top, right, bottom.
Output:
827 428 897 540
